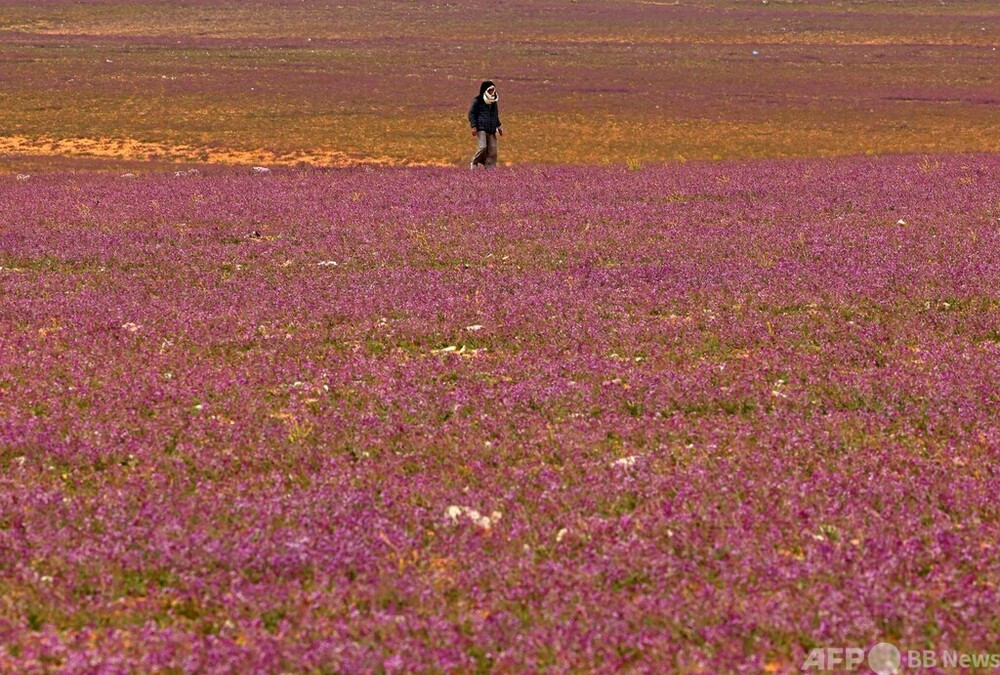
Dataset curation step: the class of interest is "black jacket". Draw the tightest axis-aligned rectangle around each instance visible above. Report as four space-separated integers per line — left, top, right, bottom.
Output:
468 81 502 133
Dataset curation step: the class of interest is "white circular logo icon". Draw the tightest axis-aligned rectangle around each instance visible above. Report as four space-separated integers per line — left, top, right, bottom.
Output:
868 642 901 674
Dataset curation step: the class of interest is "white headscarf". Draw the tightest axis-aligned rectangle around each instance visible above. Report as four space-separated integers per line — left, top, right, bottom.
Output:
483 87 498 104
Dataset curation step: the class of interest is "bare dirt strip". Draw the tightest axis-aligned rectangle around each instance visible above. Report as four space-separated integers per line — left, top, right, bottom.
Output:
0 136 449 170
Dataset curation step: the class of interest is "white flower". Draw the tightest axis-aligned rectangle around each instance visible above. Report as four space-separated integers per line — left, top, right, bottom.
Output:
16 174 31 182
445 505 501 529
465 324 483 331
317 260 338 266
613 455 638 468
556 528 568 542
120 322 140 333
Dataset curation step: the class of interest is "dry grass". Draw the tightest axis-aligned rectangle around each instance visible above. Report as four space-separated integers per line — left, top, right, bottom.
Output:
0 0 997 171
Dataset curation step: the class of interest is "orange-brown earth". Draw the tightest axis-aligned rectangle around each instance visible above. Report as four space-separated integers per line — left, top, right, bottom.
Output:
0 0 998 171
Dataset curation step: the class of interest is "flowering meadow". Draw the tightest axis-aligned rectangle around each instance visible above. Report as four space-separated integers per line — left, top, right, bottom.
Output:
1 155 998 671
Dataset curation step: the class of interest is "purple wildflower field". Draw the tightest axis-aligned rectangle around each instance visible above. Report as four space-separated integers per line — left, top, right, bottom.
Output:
1 156 998 671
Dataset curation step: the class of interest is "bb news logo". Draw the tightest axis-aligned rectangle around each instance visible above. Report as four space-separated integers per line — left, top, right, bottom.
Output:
802 642 1000 672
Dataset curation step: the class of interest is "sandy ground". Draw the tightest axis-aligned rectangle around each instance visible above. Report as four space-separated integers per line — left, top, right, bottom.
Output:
0 135 449 170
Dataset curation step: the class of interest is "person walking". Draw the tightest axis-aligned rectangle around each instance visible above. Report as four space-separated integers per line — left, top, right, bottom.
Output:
469 81 503 169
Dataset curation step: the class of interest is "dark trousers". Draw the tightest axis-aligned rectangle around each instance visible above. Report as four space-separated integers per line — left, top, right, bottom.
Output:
471 131 498 168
